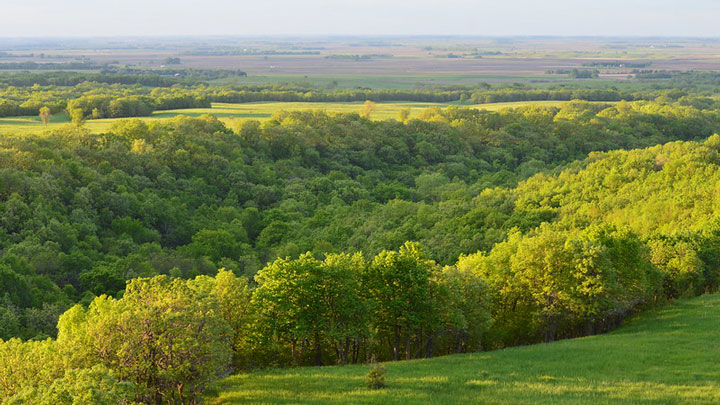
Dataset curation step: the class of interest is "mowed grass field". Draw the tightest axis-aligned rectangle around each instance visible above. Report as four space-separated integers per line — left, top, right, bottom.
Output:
0 100 568 135
206 294 720 404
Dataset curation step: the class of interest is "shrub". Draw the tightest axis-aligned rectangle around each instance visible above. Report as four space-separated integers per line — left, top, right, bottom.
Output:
366 359 386 389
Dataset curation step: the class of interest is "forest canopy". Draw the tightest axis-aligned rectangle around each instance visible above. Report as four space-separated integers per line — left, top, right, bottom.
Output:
2 99 720 403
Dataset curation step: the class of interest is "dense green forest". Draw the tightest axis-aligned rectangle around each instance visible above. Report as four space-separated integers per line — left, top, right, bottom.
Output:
2 97 720 402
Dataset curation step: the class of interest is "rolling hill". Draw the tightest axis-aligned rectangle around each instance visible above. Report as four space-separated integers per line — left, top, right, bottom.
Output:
207 294 720 404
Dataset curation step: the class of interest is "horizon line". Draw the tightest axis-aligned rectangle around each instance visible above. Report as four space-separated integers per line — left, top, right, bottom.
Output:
1 34 719 41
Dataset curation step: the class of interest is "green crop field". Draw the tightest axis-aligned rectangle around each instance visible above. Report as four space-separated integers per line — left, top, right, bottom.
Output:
207 294 720 404
211 74 560 89
0 100 571 135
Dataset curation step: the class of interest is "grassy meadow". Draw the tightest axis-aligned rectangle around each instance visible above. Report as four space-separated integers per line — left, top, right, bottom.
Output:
207 294 720 404
0 100 569 135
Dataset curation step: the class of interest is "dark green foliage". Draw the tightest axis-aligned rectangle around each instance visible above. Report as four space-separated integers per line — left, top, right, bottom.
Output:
364 242 437 361
1 101 719 338
3 99 720 401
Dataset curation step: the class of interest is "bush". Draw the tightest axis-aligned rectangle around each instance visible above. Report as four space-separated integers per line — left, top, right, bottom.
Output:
3 365 135 405
56 275 233 404
366 359 386 389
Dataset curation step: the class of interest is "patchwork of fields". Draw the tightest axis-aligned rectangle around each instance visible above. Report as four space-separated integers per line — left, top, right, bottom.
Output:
208 294 720 404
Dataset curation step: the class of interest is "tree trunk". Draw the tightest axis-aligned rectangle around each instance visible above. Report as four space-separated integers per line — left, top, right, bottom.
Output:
585 320 594 336
544 316 557 343
405 333 411 360
393 325 400 361
352 340 359 364
343 337 351 364
426 335 434 358
291 339 297 366
314 333 323 366
334 343 341 364
419 328 424 358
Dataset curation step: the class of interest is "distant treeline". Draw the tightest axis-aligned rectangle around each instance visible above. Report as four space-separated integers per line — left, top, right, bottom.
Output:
100 66 247 80
0 51 37 58
0 68 247 88
0 96 210 119
470 88 629 103
182 49 321 56
206 88 465 103
635 70 720 86
324 54 393 60
0 61 108 70
0 85 212 118
0 71 190 87
583 62 651 68
545 69 600 78
66 94 211 119
207 87 632 104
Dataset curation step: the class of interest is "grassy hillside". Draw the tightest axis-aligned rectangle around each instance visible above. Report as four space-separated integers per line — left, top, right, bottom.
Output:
207 294 720 404
0 100 568 135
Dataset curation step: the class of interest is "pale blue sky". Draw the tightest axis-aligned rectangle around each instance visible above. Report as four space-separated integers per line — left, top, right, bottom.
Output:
2 0 719 37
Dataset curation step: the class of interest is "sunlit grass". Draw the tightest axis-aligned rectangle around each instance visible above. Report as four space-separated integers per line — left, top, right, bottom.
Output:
207 294 720 404
0 100 569 136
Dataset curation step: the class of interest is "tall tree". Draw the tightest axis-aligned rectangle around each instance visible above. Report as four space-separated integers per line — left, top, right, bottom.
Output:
38 106 51 127
252 252 368 366
364 242 437 361
398 107 411 123
68 107 85 127
361 100 376 119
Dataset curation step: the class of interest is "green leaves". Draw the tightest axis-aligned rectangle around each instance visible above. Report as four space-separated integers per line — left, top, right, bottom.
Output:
252 252 367 365
248 243 492 365
4 365 134 405
365 242 435 336
55 274 234 403
460 224 661 345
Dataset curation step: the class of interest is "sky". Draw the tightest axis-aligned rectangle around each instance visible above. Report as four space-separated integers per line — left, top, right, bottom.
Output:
2 0 719 38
